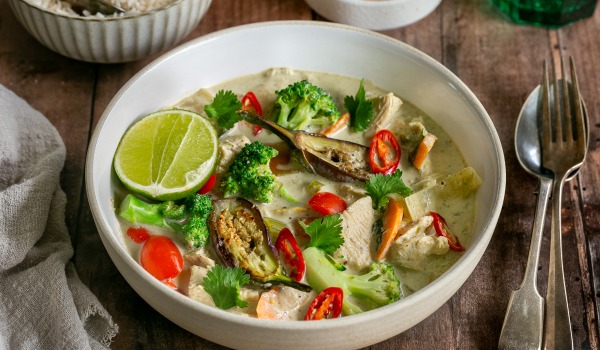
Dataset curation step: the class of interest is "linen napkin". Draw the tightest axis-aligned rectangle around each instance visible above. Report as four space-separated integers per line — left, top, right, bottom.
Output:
0 84 118 349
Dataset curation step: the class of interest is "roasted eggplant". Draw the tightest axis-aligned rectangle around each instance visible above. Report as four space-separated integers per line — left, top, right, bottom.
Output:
239 110 372 182
209 198 311 292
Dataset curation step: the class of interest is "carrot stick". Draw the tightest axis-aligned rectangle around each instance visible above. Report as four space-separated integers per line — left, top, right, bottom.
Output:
375 198 404 261
412 133 437 169
256 287 280 319
321 112 350 136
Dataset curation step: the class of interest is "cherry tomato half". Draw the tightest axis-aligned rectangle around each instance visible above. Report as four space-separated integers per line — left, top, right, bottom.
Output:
308 192 347 216
430 211 465 252
275 228 305 281
140 235 184 281
369 129 401 175
304 287 344 320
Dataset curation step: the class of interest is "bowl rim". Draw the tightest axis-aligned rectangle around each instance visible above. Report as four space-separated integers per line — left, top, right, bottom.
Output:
14 0 188 21
85 19 506 339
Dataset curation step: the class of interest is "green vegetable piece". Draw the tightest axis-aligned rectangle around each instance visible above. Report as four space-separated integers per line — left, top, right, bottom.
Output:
276 182 300 204
274 80 341 131
202 265 250 309
365 170 412 210
301 214 344 254
402 167 482 220
119 194 170 228
344 79 374 132
303 247 402 315
306 180 325 195
118 193 213 248
219 141 279 203
204 90 243 130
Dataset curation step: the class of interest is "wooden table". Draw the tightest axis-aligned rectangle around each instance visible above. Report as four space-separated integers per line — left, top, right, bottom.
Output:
1 0 599 348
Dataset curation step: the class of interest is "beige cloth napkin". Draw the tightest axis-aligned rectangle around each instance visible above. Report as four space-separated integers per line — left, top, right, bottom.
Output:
0 84 118 349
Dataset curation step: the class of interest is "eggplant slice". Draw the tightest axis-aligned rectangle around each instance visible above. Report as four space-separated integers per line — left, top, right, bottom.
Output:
240 111 372 182
210 198 311 292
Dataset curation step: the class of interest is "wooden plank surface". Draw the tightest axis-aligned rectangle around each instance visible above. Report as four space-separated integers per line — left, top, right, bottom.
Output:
1 0 599 348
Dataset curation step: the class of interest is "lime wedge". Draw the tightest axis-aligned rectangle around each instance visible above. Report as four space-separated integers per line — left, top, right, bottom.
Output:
114 109 218 201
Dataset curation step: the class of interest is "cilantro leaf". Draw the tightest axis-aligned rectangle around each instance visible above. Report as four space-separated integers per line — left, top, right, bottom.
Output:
365 170 412 210
202 265 250 309
204 90 243 129
344 79 373 131
301 214 344 254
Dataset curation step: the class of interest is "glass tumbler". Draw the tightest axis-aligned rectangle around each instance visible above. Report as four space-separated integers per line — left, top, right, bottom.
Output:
492 0 598 28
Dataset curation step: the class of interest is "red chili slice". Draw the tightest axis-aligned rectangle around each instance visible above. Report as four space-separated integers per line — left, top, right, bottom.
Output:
430 211 465 252
241 91 263 135
198 174 216 194
304 287 344 320
369 129 401 175
126 227 151 243
275 228 305 282
308 192 347 216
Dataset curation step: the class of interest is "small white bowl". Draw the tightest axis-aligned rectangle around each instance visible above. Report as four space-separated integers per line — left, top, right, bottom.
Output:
7 0 212 63
304 0 442 30
86 21 505 350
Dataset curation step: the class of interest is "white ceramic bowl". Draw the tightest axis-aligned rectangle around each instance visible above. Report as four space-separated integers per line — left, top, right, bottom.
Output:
7 0 212 63
304 0 442 30
86 21 505 349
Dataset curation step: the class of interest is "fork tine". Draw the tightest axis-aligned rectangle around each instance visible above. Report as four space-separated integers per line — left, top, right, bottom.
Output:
552 59 562 143
542 60 552 148
560 56 572 144
569 56 585 144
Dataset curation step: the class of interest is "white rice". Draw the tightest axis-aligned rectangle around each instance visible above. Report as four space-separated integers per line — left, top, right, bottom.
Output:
25 0 177 17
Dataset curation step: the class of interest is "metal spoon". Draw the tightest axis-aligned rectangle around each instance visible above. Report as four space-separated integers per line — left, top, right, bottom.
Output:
498 82 587 350
64 0 124 15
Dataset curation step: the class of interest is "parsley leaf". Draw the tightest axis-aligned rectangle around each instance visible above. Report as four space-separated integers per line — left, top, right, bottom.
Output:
301 214 344 254
202 265 250 309
204 90 243 129
344 79 373 131
365 170 412 210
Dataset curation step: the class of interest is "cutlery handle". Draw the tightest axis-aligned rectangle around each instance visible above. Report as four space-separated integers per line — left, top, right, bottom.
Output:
544 173 573 350
498 178 551 350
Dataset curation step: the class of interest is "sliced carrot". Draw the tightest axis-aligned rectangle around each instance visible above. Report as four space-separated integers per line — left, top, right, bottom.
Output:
256 287 280 320
321 112 350 136
412 133 437 169
375 198 404 261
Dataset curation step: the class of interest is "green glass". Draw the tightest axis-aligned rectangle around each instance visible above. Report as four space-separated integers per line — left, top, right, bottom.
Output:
492 0 598 28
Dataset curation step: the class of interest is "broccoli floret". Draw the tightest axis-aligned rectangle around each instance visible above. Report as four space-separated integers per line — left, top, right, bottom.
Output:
219 141 279 203
119 193 213 248
303 247 402 315
274 80 341 131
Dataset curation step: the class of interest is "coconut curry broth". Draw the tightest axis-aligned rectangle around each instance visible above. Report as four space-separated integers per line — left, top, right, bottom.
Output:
124 68 478 317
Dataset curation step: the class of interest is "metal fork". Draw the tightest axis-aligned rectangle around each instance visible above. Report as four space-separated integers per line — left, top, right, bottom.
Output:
541 56 587 350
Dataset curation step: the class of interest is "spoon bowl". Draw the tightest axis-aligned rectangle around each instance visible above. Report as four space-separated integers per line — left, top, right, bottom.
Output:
515 82 588 181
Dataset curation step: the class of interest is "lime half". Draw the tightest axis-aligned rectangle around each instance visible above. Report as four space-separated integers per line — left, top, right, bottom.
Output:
114 109 218 201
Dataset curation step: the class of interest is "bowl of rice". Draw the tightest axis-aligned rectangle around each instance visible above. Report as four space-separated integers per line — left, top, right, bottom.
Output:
7 0 213 63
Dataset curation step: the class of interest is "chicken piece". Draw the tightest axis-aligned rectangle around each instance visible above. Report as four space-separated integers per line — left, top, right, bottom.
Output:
214 135 251 176
184 247 216 268
388 215 449 271
188 265 216 307
335 196 377 272
365 93 403 138
397 121 428 156
256 286 312 320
